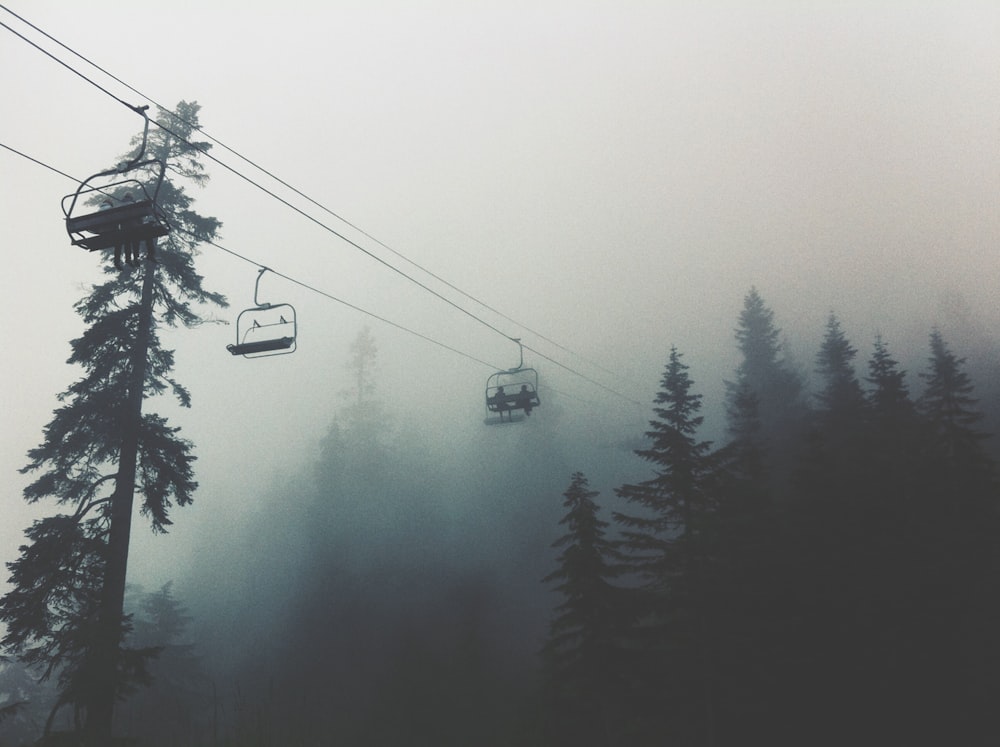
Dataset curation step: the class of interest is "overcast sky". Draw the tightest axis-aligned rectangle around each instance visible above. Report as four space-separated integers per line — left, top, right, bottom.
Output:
2 2 998 589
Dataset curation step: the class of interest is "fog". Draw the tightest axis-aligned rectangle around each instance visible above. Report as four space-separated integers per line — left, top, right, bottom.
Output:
2 1 999 742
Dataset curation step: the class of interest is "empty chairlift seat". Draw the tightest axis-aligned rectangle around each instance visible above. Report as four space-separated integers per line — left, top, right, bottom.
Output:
227 268 297 358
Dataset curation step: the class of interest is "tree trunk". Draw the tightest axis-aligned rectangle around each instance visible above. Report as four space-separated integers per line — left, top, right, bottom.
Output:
85 255 156 745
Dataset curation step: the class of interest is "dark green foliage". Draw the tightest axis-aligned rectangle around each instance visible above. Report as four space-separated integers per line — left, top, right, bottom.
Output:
725 287 806 490
722 380 763 478
204 327 563 746
920 329 993 473
708 384 791 740
2 516 107 681
0 101 223 737
794 312 870 528
541 473 631 747
0 656 58 744
317 326 392 483
728 288 804 415
813 312 867 424
116 584 210 745
580 308 1000 746
864 335 925 510
613 347 717 744
614 347 714 572
867 335 911 417
910 331 1000 739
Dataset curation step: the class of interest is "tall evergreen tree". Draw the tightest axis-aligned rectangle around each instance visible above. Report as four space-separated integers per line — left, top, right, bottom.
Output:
813 313 867 425
117 583 209 745
729 288 804 408
864 334 923 504
613 347 716 745
541 473 629 747
919 329 993 475
866 335 911 418
0 657 56 744
725 287 806 483
914 330 1000 739
837 336 928 739
780 314 875 741
714 290 809 741
710 379 789 741
0 101 223 745
318 326 391 483
797 312 870 502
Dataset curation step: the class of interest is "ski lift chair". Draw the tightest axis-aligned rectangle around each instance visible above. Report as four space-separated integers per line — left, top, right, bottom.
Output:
61 105 170 256
227 268 297 358
484 339 540 425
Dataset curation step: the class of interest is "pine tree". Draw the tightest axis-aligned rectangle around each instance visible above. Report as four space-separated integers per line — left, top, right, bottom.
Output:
715 291 808 739
919 329 993 476
541 473 629 747
914 330 1000 739
613 347 716 745
867 335 911 418
318 326 391 483
0 101 223 745
720 380 766 489
725 288 806 483
797 313 870 501
779 314 876 740
813 313 867 425
117 583 209 744
0 656 57 744
864 335 923 501
710 379 790 739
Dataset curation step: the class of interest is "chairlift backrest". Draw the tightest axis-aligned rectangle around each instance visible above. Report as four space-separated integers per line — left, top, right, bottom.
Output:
227 303 297 358
63 174 170 252
227 269 297 358
62 105 170 253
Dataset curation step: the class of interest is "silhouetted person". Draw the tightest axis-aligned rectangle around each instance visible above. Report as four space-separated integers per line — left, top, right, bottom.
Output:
121 193 140 268
516 384 534 416
99 199 126 270
111 194 135 269
492 387 509 421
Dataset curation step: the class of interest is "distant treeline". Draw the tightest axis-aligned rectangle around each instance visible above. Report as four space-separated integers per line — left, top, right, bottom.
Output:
540 288 1000 746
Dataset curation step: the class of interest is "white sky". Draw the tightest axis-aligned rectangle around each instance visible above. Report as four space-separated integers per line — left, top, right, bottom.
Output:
2 1 999 589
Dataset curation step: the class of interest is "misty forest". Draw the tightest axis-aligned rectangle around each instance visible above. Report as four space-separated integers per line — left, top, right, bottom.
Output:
3 88 1000 747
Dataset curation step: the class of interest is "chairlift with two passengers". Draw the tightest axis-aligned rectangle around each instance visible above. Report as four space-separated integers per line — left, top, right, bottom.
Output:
227 268 297 358
485 339 540 425
61 105 170 263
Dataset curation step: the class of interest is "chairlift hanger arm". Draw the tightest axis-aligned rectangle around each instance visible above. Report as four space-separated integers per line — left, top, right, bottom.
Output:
506 337 525 372
118 104 151 173
254 266 272 308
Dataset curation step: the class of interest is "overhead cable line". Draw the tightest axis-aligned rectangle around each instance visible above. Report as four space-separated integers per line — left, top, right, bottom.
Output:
0 9 644 406
145 120 644 405
520 342 642 404
0 141 77 182
191 234 503 371
0 3 631 384
0 13 136 113
0 8 512 340
0 141 501 371
0 1 623 385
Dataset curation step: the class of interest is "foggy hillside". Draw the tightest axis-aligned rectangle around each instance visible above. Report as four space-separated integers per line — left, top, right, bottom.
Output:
133 293 1000 743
